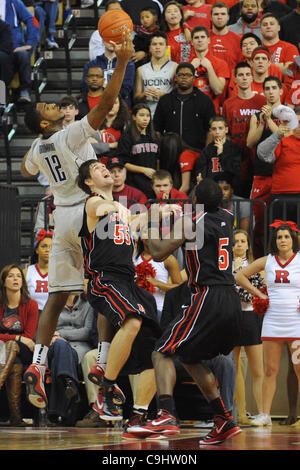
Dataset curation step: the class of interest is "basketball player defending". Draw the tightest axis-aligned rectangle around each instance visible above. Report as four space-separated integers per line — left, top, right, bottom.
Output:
130 178 242 445
20 32 134 409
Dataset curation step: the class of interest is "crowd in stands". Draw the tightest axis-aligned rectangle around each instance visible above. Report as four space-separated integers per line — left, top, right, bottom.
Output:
0 0 300 429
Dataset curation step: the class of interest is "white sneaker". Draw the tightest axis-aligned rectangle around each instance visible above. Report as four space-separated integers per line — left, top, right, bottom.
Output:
81 0 93 7
251 413 272 426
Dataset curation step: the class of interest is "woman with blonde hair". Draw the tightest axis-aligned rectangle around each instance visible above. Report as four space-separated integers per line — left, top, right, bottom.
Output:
233 229 264 425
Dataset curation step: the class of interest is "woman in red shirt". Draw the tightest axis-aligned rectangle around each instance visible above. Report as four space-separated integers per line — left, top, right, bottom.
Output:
0 264 38 426
161 1 191 64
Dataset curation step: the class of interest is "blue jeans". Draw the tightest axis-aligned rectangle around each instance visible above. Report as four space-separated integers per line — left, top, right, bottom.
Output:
13 49 32 91
35 0 59 36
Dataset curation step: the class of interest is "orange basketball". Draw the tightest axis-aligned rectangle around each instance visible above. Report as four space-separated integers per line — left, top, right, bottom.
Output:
97 10 133 44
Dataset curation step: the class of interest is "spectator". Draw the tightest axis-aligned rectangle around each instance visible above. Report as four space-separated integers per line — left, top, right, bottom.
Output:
106 156 148 208
229 0 292 25
228 0 263 41
134 32 177 117
183 0 212 32
4 0 39 102
0 18 14 87
78 66 105 119
153 62 216 150
194 115 241 189
117 103 160 197
59 95 79 127
88 0 125 61
121 0 163 26
283 56 300 109
33 0 60 49
149 169 189 202
215 172 251 232
89 94 131 161
188 25 230 113
222 61 266 197
260 12 298 73
82 40 135 108
279 0 300 51
132 6 160 68
257 106 300 224
209 2 241 73
0 264 38 426
161 1 191 63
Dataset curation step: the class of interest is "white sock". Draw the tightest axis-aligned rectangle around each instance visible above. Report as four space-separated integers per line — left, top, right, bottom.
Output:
97 341 110 370
133 404 148 414
33 344 49 365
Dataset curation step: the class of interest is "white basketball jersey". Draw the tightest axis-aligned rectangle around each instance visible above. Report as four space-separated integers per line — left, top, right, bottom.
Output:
26 264 49 310
265 252 300 311
141 60 176 116
25 116 97 206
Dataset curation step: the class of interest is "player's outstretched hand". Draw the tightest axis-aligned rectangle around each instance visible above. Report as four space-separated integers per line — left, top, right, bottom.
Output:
110 30 134 64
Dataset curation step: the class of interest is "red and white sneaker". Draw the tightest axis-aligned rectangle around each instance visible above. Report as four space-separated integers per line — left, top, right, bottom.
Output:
24 363 47 409
122 411 148 440
93 387 122 421
88 365 125 405
199 416 242 445
128 409 180 437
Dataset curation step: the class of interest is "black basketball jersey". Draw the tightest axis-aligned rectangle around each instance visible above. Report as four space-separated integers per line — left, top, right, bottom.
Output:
183 208 235 288
79 195 136 280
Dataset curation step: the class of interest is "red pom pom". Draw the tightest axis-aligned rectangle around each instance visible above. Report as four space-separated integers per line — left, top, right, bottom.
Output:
252 286 269 315
135 260 157 294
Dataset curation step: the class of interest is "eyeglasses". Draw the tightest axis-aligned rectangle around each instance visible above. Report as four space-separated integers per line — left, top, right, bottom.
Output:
176 73 194 78
86 74 104 79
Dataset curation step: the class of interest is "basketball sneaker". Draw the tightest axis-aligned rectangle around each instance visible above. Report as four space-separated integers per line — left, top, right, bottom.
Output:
250 413 272 426
93 387 122 421
24 363 47 409
128 409 180 437
199 416 241 445
88 365 125 404
122 410 148 440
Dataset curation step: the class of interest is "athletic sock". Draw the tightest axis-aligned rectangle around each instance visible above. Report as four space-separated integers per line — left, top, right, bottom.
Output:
33 344 49 365
209 396 232 420
97 341 110 370
158 394 175 415
102 376 116 389
133 404 148 415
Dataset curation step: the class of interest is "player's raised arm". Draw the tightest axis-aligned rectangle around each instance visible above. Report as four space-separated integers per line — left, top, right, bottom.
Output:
87 31 133 131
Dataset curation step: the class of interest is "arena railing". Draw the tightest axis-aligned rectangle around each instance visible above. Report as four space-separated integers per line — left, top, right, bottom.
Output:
63 12 78 95
1 102 18 185
32 57 48 102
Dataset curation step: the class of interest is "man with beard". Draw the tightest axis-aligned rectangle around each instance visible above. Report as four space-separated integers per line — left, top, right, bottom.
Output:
153 62 216 150
78 66 105 119
279 0 300 51
228 0 262 41
209 2 241 73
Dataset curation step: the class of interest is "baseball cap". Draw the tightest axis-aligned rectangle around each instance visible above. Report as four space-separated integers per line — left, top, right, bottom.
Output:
106 157 125 170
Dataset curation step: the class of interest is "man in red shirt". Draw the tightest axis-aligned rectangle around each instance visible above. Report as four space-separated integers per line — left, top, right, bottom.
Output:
150 169 189 202
257 106 300 223
222 61 266 196
260 13 298 73
209 2 241 72
106 157 148 209
188 25 230 113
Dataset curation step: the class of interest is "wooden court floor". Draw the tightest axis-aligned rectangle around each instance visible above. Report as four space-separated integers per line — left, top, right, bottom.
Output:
1 421 300 453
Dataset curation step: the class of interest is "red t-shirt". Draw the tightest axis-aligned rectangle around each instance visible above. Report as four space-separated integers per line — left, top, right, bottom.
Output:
206 0 239 7
113 184 148 207
179 149 201 173
272 135 300 193
87 94 101 110
228 63 283 97
209 31 241 72
188 49 230 113
222 94 266 148
262 40 298 66
283 63 300 106
183 4 212 31
99 127 121 143
167 27 191 64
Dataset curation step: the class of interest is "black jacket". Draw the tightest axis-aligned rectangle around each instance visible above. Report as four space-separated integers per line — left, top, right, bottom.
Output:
153 87 216 150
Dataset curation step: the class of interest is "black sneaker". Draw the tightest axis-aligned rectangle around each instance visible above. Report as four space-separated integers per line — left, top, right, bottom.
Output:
122 411 148 440
199 416 241 445
93 386 122 421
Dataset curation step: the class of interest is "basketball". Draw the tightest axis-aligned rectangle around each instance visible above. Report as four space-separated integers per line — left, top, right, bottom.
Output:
97 10 133 44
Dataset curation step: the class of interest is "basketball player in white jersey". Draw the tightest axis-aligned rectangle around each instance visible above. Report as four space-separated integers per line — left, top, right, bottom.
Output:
235 220 300 426
134 32 177 117
20 32 134 409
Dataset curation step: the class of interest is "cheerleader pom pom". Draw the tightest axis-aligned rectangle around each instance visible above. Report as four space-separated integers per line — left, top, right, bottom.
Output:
135 261 157 294
252 286 269 315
